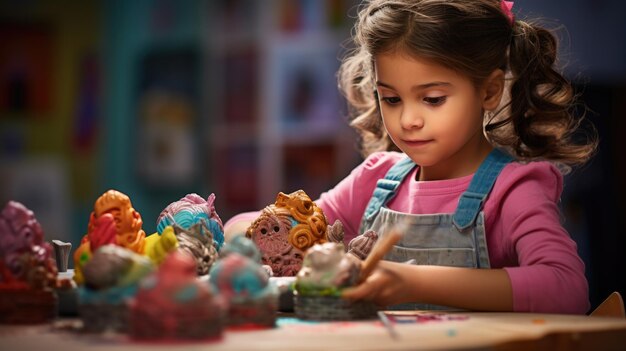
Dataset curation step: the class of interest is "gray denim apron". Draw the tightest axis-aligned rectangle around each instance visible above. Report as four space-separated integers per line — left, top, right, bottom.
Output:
358 148 512 310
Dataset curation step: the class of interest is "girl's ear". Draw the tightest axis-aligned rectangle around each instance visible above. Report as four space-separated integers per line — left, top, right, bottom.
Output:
481 69 505 111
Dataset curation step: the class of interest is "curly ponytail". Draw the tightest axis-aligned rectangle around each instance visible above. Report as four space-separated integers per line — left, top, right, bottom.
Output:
486 20 598 166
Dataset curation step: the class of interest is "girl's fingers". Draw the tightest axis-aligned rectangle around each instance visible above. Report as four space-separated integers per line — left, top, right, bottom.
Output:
343 273 388 301
342 276 381 299
342 264 400 301
342 281 370 300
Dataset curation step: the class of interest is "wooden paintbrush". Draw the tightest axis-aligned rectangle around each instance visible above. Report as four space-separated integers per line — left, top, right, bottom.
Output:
359 221 408 283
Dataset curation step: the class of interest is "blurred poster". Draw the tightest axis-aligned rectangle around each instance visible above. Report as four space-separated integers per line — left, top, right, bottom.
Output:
282 143 336 199
0 23 53 116
0 157 70 242
213 0 258 30
219 48 259 125
135 49 200 187
214 143 258 219
72 53 100 153
273 43 341 131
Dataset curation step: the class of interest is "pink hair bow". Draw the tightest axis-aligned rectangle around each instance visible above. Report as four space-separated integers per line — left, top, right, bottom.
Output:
501 1 514 25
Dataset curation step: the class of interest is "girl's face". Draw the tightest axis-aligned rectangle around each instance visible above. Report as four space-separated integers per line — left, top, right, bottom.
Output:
375 51 494 181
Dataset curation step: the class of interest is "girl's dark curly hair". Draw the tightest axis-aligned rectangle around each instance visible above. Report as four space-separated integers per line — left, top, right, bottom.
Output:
338 0 597 166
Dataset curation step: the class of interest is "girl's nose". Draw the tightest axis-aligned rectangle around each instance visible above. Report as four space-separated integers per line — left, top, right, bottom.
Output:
400 106 425 129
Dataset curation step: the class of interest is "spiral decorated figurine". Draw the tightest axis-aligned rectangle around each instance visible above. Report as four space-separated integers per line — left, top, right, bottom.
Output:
246 190 328 276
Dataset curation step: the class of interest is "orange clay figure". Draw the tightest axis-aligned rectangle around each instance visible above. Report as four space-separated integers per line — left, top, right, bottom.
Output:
74 190 147 284
91 190 146 253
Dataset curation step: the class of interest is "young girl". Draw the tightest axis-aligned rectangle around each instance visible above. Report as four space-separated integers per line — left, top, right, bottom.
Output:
225 0 597 314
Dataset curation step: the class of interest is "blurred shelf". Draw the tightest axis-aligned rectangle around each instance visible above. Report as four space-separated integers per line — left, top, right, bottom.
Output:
204 0 362 218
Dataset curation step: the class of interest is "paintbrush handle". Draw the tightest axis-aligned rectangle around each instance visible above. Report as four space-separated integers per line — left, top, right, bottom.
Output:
359 229 402 282
378 311 399 340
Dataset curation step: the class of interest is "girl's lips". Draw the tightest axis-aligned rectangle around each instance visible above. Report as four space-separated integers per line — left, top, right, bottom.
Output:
403 139 433 147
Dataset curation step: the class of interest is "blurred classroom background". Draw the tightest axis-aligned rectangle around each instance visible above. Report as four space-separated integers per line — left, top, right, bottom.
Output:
0 0 624 310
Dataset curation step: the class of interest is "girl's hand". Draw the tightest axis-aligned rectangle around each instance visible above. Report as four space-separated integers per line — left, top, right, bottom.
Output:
342 261 514 311
342 261 414 307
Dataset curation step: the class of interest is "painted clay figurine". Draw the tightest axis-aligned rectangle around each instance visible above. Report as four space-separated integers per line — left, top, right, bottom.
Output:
246 190 328 276
347 229 379 260
220 234 262 263
143 225 178 265
78 244 154 333
74 190 146 284
129 251 225 340
155 193 225 275
209 238 278 329
326 219 346 247
73 190 176 284
0 201 58 323
157 193 225 251
294 242 378 320
173 222 218 275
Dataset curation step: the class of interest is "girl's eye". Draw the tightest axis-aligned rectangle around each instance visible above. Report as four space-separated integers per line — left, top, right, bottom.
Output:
424 96 446 106
381 96 401 105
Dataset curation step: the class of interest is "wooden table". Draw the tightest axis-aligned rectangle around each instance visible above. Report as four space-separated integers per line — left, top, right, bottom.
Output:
1 311 625 351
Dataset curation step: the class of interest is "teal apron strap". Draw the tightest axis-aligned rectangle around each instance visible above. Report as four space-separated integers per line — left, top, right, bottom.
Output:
363 157 417 221
453 148 513 231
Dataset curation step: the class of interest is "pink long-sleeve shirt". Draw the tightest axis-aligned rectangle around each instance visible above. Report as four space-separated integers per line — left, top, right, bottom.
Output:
226 151 590 314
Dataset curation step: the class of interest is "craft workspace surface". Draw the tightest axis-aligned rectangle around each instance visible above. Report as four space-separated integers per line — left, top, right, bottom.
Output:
2 194 625 350
1 311 625 351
